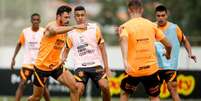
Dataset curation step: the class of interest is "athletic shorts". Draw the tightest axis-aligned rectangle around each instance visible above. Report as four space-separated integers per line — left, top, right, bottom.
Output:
33 65 66 87
19 67 33 81
158 70 177 84
74 65 107 86
120 71 160 97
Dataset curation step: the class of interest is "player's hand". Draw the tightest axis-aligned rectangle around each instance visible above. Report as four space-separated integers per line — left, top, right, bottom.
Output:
113 26 119 36
115 26 123 38
164 53 171 60
113 26 119 34
74 23 87 29
104 68 112 78
189 55 197 63
11 58 15 71
123 60 131 70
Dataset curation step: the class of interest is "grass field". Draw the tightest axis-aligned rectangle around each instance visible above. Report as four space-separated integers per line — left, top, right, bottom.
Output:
0 96 200 101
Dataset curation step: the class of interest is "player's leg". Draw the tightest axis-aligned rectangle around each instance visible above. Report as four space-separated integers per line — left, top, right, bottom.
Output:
158 70 166 85
43 86 50 101
143 72 160 101
74 68 89 97
89 66 111 101
167 81 180 101
28 67 48 101
28 85 44 101
120 91 129 101
53 66 79 101
15 68 32 101
119 73 129 101
57 70 79 101
165 71 180 101
120 75 139 101
98 78 110 101
15 79 26 101
149 96 160 101
76 82 85 97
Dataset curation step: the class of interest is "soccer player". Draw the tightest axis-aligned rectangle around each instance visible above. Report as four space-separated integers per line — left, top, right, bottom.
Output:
27 6 86 101
64 6 111 101
118 0 172 101
155 5 197 101
11 13 50 101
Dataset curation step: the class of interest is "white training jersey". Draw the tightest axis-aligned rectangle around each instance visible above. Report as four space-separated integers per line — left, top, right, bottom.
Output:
19 27 44 69
67 23 104 69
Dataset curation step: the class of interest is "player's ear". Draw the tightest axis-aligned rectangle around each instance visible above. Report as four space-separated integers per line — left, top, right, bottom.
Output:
128 8 132 14
140 8 144 13
56 14 61 20
167 10 170 17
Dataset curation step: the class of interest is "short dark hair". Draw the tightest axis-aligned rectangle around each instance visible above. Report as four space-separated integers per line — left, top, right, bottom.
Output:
56 5 72 15
155 5 167 13
31 13 40 20
128 0 143 8
74 6 86 12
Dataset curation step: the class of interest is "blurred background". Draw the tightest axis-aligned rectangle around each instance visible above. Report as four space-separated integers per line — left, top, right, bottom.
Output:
0 0 200 101
0 0 201 46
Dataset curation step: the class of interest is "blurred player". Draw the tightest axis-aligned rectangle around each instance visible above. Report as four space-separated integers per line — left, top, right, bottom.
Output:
64 6 111 101
118 0 172 101
27 6 86 101
155 5 197 101
11 13 50 101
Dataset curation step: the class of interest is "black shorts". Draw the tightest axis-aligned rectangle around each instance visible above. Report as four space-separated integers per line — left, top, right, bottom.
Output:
74 65 107 86
158 70 177 84
19 67 33 81
33 65 66 87
120 72 160 97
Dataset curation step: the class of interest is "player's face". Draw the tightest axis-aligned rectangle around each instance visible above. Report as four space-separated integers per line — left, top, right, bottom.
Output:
31 15 40 28
59 12 70 26
156 11 168 26
74 10 86 24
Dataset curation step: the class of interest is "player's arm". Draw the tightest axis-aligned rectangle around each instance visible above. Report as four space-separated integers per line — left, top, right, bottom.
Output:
183 37 197 62
119 26 129 70
11 33 24 70
45 22 87 36
62 47 70 64
62 36 73 63
99 43 109 70
97 26 111 77
155 27 172 59
176 26 197 62
160 38 172 59
99 43 111 77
